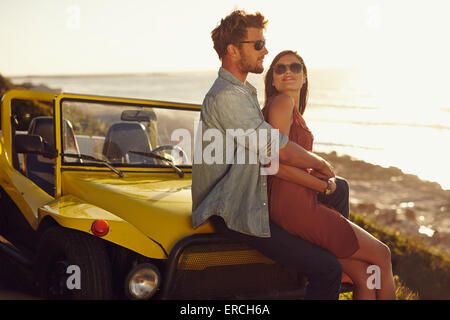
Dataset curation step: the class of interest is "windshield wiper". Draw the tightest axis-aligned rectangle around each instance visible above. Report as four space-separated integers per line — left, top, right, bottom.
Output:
62 153 124 178
128 150 184 178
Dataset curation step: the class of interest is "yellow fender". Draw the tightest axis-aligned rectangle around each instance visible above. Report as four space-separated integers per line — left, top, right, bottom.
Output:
38 195 168 259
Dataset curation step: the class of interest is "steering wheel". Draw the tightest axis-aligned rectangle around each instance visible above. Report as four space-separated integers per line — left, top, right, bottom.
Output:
151 145 189 164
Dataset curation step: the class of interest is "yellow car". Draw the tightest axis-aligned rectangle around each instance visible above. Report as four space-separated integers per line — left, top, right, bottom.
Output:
0 89 341 300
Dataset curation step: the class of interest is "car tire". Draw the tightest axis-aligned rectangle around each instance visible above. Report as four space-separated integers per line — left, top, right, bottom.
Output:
35 226 114 300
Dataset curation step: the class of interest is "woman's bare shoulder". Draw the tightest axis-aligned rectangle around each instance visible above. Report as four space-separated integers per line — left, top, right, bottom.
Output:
270 94 295 112
266 94 295 132
272 93 294 110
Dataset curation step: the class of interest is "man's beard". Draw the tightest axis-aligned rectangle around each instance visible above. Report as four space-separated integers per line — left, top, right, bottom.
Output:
239 51 264 74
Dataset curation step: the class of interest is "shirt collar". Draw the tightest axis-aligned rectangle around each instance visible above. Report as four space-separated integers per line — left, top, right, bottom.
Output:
218 67 257 96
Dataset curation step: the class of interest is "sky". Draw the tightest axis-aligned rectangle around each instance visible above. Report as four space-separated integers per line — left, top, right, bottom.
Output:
1 0 449 78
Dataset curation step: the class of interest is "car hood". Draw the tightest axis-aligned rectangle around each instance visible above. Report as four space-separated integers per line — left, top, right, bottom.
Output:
61 171 213 253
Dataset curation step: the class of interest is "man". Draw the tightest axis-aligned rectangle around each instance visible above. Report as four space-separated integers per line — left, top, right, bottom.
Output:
192 10 342 300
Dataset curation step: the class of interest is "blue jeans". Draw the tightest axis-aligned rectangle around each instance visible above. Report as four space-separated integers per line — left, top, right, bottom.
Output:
210 177 351 300
317 177 350 219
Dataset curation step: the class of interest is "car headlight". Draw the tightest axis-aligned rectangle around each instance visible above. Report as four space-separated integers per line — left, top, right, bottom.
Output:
125 263 161 300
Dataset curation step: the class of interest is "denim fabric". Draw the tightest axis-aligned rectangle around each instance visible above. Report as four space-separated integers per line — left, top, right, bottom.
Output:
317 177 350 219
210 216 342 300
191 68 289 237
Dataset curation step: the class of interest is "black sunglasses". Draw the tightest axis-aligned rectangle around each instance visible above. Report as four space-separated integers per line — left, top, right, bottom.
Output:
239 39 266 51
274 62 303 75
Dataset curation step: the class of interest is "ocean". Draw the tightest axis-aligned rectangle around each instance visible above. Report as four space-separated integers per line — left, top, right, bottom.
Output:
10 69 450 190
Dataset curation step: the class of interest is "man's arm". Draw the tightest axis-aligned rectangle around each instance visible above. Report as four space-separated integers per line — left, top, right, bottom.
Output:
276 162 337 194
211 89 290 155
279 141 335 178
276 162 326 192
266 94 335 178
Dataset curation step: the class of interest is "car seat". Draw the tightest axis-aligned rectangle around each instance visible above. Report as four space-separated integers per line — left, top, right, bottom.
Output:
102 122 153 164
25 117 79 196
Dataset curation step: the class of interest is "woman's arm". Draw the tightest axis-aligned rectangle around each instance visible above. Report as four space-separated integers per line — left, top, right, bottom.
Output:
276 163 329 193
267 94 294 137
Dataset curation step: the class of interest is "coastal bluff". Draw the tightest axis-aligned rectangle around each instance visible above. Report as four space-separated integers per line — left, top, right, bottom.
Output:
320 151 450 257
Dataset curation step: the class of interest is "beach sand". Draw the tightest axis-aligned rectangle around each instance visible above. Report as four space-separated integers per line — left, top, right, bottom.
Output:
319 151 450 256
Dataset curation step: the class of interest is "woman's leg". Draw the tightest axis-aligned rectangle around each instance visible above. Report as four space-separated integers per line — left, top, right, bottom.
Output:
318 177 393 299
346 221 396 299
317 177 350 219
338 258 376 300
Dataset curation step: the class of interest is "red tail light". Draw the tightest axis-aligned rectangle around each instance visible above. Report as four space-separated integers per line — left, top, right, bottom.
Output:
91 220 109 237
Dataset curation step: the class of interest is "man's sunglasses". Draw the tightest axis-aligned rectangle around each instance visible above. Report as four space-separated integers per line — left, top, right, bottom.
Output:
239 39 266 51
274 62 303 75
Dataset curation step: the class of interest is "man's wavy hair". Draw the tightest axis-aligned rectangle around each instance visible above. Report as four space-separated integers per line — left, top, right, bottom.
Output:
211 10 267 59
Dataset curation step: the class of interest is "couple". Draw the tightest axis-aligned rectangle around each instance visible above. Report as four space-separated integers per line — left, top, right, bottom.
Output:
192 10 395 300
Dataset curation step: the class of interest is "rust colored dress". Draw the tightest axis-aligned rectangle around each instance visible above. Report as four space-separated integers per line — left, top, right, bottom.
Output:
262 97 359 258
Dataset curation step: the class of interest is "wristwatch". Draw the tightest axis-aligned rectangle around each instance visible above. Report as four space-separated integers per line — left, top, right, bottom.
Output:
324 179 333 195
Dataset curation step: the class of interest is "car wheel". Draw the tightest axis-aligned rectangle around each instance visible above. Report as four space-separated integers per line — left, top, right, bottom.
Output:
35 226 114 299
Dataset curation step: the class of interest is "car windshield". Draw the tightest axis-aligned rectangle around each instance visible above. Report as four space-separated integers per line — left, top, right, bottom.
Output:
61 99 200 167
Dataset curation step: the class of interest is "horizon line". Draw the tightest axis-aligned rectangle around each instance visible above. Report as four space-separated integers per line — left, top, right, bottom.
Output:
5 70 216 79
5 66 359 79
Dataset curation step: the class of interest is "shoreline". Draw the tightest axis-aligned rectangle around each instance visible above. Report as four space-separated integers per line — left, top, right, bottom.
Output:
319 151 450 256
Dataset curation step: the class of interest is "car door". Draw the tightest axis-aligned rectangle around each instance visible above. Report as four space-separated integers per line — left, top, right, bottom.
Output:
0 89 57 244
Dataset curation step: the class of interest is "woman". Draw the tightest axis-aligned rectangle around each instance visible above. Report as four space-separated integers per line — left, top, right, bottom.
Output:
262 50 395 300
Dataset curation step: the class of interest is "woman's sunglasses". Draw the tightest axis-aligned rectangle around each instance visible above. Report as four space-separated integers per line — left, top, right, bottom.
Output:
274 62 303 75
239 39 266 51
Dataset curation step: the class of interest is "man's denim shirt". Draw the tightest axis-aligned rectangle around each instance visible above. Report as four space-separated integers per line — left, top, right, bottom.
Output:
191 68 289 237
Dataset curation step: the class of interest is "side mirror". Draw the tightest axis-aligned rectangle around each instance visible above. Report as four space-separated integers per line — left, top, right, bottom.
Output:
14 134 58 159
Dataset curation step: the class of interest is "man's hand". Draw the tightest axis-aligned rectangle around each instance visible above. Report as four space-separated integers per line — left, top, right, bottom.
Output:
328 177 337 194
310 168 330 180
315 159 335 179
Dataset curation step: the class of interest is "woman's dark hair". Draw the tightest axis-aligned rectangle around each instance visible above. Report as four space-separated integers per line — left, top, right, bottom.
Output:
264 50 309 115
